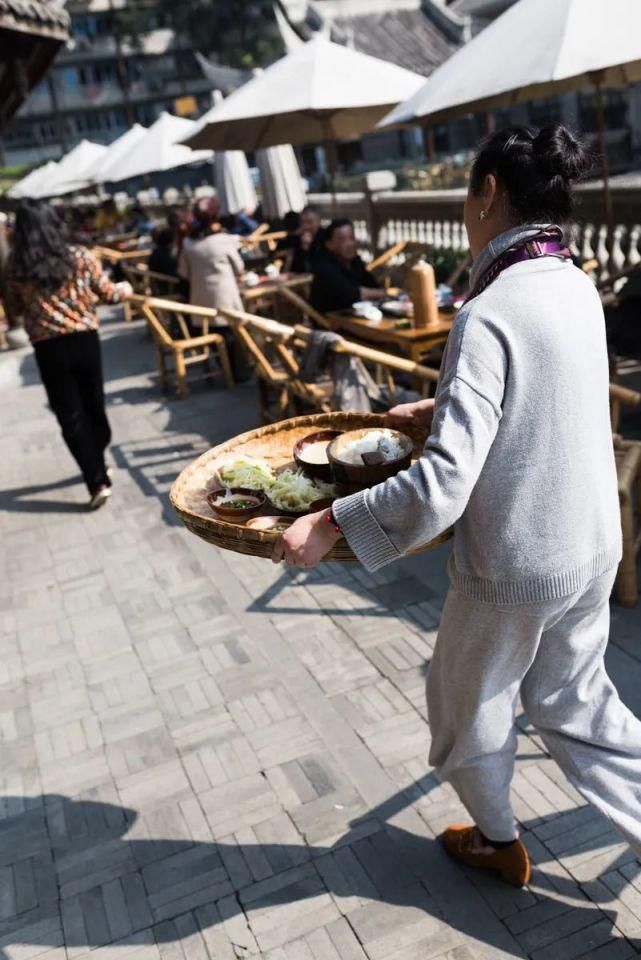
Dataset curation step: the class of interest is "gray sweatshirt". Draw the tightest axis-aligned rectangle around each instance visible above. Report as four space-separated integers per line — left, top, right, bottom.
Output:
333 224 622 604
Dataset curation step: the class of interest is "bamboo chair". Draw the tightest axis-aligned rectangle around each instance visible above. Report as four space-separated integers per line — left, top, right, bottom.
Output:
227 311 332 421
241 224 288 254
123 263 183 299
92 245 151 264
272 284 332 330
608 382 641 606
218 306 439 423
370 241 427 289
610 381 641 433
119 261 154 322
92 247 152 322
134 296 234 398
614 437 641 607
246 223 270 243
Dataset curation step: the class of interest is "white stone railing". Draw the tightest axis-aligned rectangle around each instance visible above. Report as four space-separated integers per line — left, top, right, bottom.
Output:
308 187 641 283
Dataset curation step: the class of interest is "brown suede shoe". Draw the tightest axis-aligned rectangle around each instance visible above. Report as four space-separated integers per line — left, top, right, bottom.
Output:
441 824 531 887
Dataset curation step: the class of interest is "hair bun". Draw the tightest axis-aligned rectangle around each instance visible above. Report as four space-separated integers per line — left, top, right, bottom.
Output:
533 123 591 182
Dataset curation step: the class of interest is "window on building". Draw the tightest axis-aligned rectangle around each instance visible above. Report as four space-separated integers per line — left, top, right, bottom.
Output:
62 68 79 91
72 13 112 39
529 97 562 127
579 88 629 131
433 124 450 154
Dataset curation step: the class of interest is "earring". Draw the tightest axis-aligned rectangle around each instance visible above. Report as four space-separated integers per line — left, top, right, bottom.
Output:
479 210 487 221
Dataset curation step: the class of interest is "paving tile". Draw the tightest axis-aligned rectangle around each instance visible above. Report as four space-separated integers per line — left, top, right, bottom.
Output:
3 312 641 960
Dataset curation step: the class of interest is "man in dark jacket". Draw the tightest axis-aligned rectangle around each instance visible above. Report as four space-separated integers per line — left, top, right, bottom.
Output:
310 218 384 314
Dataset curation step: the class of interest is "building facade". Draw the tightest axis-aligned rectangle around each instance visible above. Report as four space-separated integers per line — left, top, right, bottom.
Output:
3 0 245 168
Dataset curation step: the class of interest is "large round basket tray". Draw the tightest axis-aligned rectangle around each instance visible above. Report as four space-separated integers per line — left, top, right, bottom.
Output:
170 412 452 562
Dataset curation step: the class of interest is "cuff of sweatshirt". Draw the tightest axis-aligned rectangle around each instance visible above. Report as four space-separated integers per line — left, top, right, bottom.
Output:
332 490 402 572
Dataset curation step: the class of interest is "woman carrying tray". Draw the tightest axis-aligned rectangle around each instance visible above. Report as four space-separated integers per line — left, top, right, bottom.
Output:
273 124 641 887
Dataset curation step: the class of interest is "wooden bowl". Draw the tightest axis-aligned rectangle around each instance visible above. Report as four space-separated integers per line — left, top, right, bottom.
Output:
206 487 266 520
327 428 412 487
293 430 342 482
308 496 336 513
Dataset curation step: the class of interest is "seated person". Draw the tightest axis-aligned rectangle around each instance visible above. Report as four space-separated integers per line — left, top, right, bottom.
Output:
290 206 322 274
149 226 178 276
310 218 385 314
232 206 260 237
279 210 301 239
604 267 641 360
93 199 121 238
148 226 184 297
126 203 155 237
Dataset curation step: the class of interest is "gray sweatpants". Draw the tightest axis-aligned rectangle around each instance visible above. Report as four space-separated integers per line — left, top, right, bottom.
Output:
427 569 641 848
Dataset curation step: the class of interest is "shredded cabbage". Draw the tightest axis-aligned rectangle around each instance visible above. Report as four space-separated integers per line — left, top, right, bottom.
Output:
217 457 273 491
267 469 334 511
215 458 334 511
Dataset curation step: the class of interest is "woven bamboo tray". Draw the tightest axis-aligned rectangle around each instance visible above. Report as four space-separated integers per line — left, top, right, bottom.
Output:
170 412 452 562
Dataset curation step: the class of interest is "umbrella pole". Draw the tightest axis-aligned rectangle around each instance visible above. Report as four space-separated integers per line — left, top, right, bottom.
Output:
594 80 613 230
325 140 338 215
321 115 338 215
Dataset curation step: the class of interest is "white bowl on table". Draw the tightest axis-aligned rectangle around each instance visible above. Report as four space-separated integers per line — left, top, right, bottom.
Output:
352 301 383 323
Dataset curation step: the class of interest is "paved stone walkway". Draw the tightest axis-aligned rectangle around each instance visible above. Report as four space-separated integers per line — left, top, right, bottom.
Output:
2 308 641 960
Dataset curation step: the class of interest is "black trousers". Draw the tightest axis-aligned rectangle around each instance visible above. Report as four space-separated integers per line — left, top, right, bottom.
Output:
34 330 111 493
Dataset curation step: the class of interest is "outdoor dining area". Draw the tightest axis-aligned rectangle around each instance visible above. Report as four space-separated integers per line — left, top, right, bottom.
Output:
5 0 641 611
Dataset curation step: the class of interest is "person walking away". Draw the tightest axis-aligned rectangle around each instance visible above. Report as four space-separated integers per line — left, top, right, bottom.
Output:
178 197 248 380
272 125 641 888
310 218 385 314
5 200 132 510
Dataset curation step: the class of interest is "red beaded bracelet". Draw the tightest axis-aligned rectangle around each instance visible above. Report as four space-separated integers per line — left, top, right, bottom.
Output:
325 509 342 533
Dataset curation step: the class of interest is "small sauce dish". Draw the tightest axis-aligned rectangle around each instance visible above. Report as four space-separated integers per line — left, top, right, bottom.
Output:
207 487 266 520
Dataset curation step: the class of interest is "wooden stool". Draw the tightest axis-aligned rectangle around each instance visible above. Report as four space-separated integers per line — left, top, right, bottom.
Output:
614 438 641 606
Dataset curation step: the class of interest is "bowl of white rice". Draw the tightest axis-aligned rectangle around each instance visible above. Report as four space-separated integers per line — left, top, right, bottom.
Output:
327 428 413 486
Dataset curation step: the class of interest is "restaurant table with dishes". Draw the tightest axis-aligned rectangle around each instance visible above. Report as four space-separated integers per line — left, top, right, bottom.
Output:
324 259 461 364
240 272 312 304
324 305 456 364
240 271 312 325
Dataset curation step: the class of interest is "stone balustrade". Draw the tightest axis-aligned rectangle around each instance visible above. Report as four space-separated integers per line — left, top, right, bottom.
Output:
308 184 641 282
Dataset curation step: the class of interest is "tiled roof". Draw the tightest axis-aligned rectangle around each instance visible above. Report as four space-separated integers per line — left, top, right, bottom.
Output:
331 8 459 77
0 0 70 35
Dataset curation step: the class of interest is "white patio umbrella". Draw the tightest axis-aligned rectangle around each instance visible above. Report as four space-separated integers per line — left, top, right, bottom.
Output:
88 123 148 184
109 112 213 183
215 150 257 215
8 160 59 199
380 0 641 224
183 36 425 197
40 140 108 198
256 144 306 220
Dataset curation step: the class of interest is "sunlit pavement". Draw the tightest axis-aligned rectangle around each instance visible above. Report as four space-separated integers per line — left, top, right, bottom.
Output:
1 307 641 960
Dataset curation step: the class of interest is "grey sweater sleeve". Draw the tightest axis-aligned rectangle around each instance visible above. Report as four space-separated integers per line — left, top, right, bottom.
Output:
333 308 506 571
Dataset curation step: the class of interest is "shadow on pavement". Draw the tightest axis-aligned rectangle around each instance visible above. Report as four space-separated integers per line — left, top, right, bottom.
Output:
0 792 637 960
0 475 87 515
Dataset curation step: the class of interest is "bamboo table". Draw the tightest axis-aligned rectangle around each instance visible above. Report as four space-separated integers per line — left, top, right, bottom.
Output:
324 307 455 365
